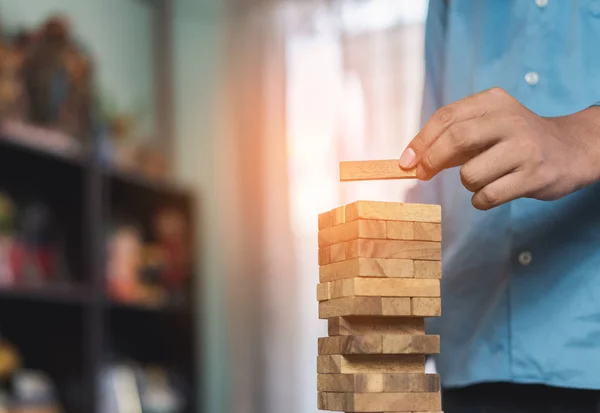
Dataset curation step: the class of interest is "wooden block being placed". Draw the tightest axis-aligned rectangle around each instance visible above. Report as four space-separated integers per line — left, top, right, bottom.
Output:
319 247 331 266
414 261 442 279
319 258 414 282
346 201 441 224
317 354 425 374
331 206 346 226
319 278 440 301
319 219 387 247
317 391 440 412
414 222 442 242
319 210 331 230
345 239 441 261
412 298 441 316
317 373 440 393
328 316 425 336
386 221 415 240
318 335 439 355
339 160 418 181
319 297 411 319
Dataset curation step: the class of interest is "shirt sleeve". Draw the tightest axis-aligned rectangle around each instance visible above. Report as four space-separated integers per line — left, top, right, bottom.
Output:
404 0 448 205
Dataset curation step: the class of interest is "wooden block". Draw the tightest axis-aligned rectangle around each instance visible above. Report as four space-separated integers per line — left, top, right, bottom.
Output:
339 160 418 181
381 335 439 354
386 221 415 240
345 239 441 261
330 243 347 263
414 222 441 242
317 283 330 301
317 391 440 412
414 261 442 279
319 297 412 319
319 219 387 247
346 201 441 224
317 373 440 393
320 278 440 301
318 335 382 355
319 210 331 230
328 316 425 336
319 247 331 265
318 335 439 355
320 258 414 282
331 206 346 226
317 354 425 374
412 298 441 316
382 298 412 316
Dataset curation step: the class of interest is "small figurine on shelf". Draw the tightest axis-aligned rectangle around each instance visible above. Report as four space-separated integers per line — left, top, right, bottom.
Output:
0 338 21 381
21 14 93 140
0 29 28 122
11 370 62 413
138 245 167 306
153 208 191 303
0 192 16 287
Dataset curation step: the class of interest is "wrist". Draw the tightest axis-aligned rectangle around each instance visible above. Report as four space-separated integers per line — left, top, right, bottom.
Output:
551 106 600 185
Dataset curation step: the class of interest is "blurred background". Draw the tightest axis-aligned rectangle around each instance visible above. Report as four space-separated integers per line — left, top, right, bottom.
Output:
0 0 429 412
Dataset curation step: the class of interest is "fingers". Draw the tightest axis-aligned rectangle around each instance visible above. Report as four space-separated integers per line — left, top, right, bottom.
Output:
459 140 523 193
471 170 531 210
415 111 512 180
399 87 511 170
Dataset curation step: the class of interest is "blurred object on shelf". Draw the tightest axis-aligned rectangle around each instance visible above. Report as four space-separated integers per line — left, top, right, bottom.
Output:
106 207 191 307
21 14 93 142
137 143 167 182
11 202 71 287
153 208 190 302
100 361 184 413
109 115 138 172
0 192 16 287
11 370 62 413
0 28 28 122
106 224 144 304
0 391 9 413
0 339 21 380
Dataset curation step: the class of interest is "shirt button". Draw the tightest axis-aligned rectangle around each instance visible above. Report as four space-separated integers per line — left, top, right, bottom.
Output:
536 0 548 8
518 251 533 266
525 71 539 86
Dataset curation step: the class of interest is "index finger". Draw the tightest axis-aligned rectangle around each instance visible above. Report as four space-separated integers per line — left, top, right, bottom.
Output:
399 87 508 170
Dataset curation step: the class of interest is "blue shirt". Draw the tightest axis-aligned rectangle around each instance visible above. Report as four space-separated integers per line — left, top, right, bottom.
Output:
406 0 600 390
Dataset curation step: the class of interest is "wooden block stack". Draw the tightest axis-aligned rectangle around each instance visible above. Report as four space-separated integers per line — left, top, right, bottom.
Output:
317 200 442 413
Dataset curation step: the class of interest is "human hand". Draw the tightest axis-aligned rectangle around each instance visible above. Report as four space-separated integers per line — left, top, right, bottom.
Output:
399 87 600 210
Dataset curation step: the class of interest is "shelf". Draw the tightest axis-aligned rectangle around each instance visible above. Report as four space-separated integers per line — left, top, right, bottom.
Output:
0 284 91 306
0 121 86 168
107 298 189 314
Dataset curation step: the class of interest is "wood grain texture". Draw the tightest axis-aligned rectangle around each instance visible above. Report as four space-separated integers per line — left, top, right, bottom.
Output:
414 261 442 279
319 219 387 247
317 354 425 374
411 298 441 316
386 221 415 240
345 239 441 261
318 278 440 301
319 258 414 282
318 391 441 411
330 243 347 263
346 201 441 224
319 210 331 230
328 316 425 336
339 160 418 182
331 206 346 226
318 334 439 355
319 247 331 265
317 373 440 393
317 283 330 301
413 222 442 242
319 297 412 319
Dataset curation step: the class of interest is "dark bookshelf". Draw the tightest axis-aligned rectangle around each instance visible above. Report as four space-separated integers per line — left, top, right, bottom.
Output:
0 128 199 413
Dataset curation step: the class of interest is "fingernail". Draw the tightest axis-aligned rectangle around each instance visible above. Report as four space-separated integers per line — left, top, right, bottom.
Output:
399 148 416 169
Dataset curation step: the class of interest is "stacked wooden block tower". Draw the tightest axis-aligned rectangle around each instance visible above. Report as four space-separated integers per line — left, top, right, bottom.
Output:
316 160 443 413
